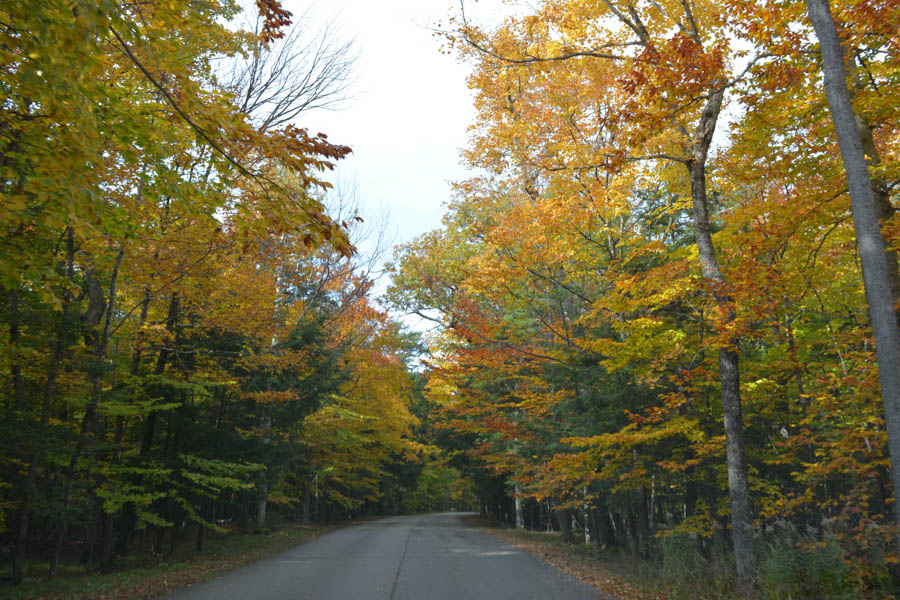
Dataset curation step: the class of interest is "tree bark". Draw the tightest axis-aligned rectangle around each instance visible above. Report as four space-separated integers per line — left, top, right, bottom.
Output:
302 475 313 524
637 484 650 558
559 507 573 543
256 469 268 530
514 480 525 530
848 56 900 319
686 88 755 594
117 292 178 553
582 486 591 544
806 0 900 559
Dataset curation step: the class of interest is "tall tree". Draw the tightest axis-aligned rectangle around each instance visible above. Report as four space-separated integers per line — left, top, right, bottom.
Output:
449 0 757 588
804 0 900 559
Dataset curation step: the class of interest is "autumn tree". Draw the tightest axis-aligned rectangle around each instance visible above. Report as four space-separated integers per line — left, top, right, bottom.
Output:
0 0 434 584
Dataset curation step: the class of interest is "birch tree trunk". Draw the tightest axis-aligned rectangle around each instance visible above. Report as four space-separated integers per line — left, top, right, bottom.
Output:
514 480 525 530
582 486 590 544
257 469 269 529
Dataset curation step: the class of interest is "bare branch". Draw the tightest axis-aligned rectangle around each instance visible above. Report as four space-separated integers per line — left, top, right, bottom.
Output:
222 6 358 132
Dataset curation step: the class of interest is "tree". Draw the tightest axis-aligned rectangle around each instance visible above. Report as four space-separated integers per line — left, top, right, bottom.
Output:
448 0 757 588
804 0 900 559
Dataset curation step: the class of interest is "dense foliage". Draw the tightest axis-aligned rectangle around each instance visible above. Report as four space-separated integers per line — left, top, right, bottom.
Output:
4 0 900 598
0 0 435 583
390 0 900 596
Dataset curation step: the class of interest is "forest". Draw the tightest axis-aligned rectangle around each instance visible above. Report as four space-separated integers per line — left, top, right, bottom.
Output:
2 0 900 599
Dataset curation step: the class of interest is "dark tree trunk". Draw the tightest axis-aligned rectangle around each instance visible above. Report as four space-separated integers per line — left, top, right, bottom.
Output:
637 485 651 558
685 462 698 523
154 523 166 554
302 477 313 524
99 511 116 573
559 507 573 543
596 505 617 548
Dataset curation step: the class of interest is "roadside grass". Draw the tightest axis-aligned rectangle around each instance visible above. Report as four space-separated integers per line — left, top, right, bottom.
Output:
473 518 900 600
0 521 344 600
470 517 665 600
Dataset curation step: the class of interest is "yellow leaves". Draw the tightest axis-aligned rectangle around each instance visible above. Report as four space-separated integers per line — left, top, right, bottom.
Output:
241 390 299 404
297 316 423 506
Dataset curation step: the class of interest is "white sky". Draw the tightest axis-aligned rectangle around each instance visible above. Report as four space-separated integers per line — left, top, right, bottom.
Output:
291 0 492 259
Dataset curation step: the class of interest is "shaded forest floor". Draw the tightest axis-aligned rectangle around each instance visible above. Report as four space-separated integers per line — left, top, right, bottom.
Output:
0 520 350 600
472 517 666 600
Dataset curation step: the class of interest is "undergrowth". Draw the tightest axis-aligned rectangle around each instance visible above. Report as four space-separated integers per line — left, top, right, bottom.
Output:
0 520 341 600
475 518 900 600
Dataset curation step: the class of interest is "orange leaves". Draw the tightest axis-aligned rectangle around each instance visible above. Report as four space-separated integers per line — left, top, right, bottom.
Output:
255 0 292 44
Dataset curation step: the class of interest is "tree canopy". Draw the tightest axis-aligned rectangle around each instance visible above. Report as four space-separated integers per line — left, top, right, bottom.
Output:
3 0 900 598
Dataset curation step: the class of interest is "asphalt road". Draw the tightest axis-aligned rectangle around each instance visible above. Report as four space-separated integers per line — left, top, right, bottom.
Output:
160 512 606 600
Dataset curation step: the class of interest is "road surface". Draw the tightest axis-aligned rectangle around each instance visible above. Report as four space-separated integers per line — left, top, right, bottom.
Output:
160 512 606 599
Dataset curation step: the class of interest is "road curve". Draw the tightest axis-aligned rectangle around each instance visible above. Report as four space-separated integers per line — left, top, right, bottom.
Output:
159 512 606 600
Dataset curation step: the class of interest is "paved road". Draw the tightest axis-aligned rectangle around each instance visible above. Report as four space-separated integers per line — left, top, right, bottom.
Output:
160 512 605 600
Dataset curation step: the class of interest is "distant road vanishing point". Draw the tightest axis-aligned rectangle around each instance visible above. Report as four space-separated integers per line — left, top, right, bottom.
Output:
159 512 606 600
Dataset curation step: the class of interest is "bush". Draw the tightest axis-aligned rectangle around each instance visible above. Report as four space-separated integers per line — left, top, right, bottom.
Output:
758 532 855 599
658 533 734 599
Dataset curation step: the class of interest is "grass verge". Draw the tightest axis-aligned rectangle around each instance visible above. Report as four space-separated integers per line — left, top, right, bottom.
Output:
0 521 347 600
469 517 665 600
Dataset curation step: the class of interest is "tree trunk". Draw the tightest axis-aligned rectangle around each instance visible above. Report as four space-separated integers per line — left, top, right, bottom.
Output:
611 509 627 547
115 289 153 555
582 486 591 544
14 307 65 581
848 57 900 319
685 84 756 593
196 523 205 553
82 498 102 570
637 485 650 558
858 120 900 316
806 0 900 559
256 469 268 530
593 504 616 549
140 293 179 457
302 476 313 524
99 412 127 572
514 480 525 530
559 507 572 543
